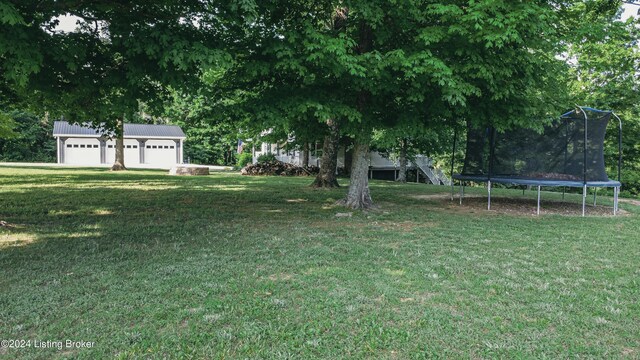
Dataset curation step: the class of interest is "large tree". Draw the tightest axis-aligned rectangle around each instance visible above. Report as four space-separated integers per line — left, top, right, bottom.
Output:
214 1 571 209
566 2 640 193
0 0 226 169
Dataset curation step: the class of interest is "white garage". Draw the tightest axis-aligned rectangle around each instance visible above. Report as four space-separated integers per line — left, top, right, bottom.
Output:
53 121 186 168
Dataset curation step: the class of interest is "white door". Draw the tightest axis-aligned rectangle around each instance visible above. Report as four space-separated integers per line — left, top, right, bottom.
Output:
64 138 100 165
124 139 140 165
144 140 178 168
105 139 141 165
106 140 115 164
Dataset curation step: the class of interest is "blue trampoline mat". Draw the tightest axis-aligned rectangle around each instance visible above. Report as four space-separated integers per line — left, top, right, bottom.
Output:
453 174 621 188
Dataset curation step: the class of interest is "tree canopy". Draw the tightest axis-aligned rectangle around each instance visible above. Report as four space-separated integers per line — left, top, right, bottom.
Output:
208 0 586 207
0 0 229 131
2 0 638 198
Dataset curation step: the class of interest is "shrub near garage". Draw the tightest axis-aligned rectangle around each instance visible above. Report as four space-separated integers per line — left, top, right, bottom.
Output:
257 152 277 163
236 152 253 168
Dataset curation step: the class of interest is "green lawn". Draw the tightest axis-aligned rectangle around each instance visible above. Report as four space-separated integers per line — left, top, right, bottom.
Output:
1 166 639 359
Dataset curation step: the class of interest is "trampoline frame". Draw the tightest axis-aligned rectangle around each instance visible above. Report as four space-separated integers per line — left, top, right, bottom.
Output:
450 106 622 216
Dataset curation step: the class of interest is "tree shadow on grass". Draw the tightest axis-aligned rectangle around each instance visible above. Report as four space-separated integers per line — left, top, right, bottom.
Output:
0 168 347 263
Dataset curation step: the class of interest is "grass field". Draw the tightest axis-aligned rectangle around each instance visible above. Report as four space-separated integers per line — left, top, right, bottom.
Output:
1 166 639 359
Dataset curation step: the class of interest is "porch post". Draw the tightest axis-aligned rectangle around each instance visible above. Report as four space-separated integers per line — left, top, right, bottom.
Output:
175 139 182 164
58 137 67 164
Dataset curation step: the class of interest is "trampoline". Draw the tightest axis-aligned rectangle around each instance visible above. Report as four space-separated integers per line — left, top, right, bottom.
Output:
450 106 622 216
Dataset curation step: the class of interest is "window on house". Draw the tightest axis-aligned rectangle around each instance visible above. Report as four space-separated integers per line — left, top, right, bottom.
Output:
146 145 151 149
66 144 72 148
152 146 157 149
73 144 79 148
133 145 138 149
80 144 86 148
164 145 168 149
93 144 99 148
108 145 113 148
170 146 175 149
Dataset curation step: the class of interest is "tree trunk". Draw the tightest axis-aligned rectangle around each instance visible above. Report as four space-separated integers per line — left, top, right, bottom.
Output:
397 138 407 183
111 118 126 171
343 137 353 176
340 129 373 209
339 21 374 208
311 119 340 188
302 142 310 167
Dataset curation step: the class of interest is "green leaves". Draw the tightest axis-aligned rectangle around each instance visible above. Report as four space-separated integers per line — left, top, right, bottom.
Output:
0 111 17 139
0 1 23 25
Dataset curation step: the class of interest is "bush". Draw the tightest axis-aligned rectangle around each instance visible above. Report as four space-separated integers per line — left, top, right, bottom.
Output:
236 152 253 168
621 169 640 197
257 152 277 163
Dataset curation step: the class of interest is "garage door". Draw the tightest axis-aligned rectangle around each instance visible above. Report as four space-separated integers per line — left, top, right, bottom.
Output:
64 139 100 165
105 140 141 165
144 140 178 168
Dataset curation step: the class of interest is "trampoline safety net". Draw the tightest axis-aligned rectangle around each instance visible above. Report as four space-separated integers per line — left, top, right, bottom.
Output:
461 108 612 182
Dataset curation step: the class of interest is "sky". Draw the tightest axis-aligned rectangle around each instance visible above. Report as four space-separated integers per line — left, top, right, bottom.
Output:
54 15 82 33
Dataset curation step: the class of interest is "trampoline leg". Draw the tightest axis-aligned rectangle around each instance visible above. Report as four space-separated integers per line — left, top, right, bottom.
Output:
582 184 587 217
593 188 597 207
488 180 492 210
614 187 619 215
562 187 565 200
537 186 541 215
459 182 464 205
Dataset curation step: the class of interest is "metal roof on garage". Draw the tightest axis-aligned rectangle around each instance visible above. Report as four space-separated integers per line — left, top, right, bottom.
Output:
53 121 185 138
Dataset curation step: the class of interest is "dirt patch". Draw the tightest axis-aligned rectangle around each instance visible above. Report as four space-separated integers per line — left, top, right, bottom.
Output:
370 220 436 232
620 198 640 207
0 220 18 229
415 194 628 217
286 198 308 203
622 348 635 357
267 273 294 281
411 194 453 201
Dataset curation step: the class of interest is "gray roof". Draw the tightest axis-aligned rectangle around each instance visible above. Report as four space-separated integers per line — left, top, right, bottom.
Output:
53 121 185 139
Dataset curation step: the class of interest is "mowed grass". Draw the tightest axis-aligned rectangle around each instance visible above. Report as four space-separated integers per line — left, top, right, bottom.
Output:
0 166 639 359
